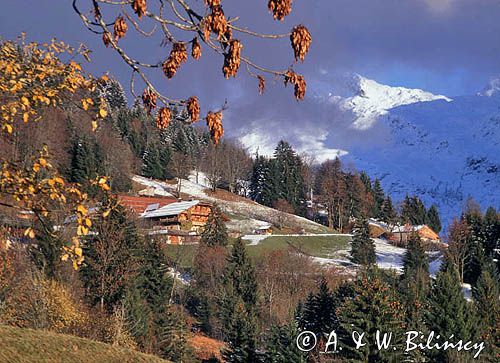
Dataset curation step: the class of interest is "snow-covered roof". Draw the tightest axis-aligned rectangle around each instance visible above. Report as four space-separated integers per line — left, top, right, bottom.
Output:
391 224 427 233
256 223 272 230
141 200 199 219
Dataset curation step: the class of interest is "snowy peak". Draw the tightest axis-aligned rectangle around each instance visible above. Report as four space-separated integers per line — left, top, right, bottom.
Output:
328 74 452 130
478 77 500 97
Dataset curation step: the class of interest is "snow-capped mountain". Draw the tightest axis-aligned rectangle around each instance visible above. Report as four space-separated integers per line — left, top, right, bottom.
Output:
346 78 500 227
327 74 451 129
236 73 499 228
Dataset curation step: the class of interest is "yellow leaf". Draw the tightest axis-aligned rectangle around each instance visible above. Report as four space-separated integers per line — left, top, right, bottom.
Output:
75 247 83 257
24 228 35 239
102 210 111 218
81 99 88 110
98 177 107 184
61 253 69 261
23 112 29 122
76 204 87 215
33 163 40 172
99 108 108 118
91 120 98 132
3 124 13 134
84 218 92 228
21 96 30 107
39 158 47 167
54 177 65 185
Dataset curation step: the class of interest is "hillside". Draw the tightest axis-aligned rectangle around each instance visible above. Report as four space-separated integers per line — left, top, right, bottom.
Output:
0 325 169 363
132 175 331 235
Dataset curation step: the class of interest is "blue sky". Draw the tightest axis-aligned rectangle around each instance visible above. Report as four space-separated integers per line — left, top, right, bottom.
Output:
2 0 500 97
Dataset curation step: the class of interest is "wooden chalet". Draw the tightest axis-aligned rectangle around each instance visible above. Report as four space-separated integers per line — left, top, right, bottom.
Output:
388 224 440 247
117 195 213 244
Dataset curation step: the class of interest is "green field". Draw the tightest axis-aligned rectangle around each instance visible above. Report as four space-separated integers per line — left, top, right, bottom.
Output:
0 325 169 363
164 235 351 269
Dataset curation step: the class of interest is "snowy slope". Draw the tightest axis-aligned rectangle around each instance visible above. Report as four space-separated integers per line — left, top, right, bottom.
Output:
328 74 451 130
352 89 500 227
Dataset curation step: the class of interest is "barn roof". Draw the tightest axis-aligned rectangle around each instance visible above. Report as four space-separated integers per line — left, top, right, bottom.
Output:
117 195 178 214
141 200 200 219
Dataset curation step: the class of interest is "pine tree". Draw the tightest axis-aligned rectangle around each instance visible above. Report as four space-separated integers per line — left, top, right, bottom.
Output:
29 217 63 279
220 238 259 362
337 268 405 362
463 208 486 285
265 322 307 363
400 234 429 334
372 179 385 219
483 207 500 269
426 204 442 233
221 297 259 363
472 260 500 362
260 159 283 208
350 219 376 265
250 154 268 203
81 202 140 311
142 142 164 179
200 206 228 247
273 140 306 214
380 196 397 225
97 77 127 111
425 264 477 362
298 278 335 335
69 135 104 185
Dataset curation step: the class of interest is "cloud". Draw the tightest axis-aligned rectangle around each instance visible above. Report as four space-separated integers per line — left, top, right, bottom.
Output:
423 0 456 13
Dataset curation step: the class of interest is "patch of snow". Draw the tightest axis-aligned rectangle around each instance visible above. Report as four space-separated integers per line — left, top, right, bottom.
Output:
461 283 472 301
132 176 174 197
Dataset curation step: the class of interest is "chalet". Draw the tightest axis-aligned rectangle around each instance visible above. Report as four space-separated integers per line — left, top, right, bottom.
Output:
254 223 273 235
388 224 440 246
141 200 212 244
368 218 390 238
117 195 213 244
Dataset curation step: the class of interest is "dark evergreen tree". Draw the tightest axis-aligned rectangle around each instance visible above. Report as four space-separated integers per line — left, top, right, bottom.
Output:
221 298 259 363
359 171 372 195
426 204 442 233
372 179 385 219
69 135 104 185
380 196 397 225
273 140 306 214
200 206 228 247
463 208 486 285
260 158 282 208
220 238 259 362
29 217 63 279
472 260 500 362
425 264 477 362
400 233 429 345
483 207 500 270
142 143 165 179
81 202 140 311
265 322 307 363
298 278 335 335
337 269 406 362
249 153 268 203
350 219 376 265
97 77 127 111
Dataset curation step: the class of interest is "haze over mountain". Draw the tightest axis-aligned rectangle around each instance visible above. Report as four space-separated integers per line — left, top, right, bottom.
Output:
234 73 500 227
